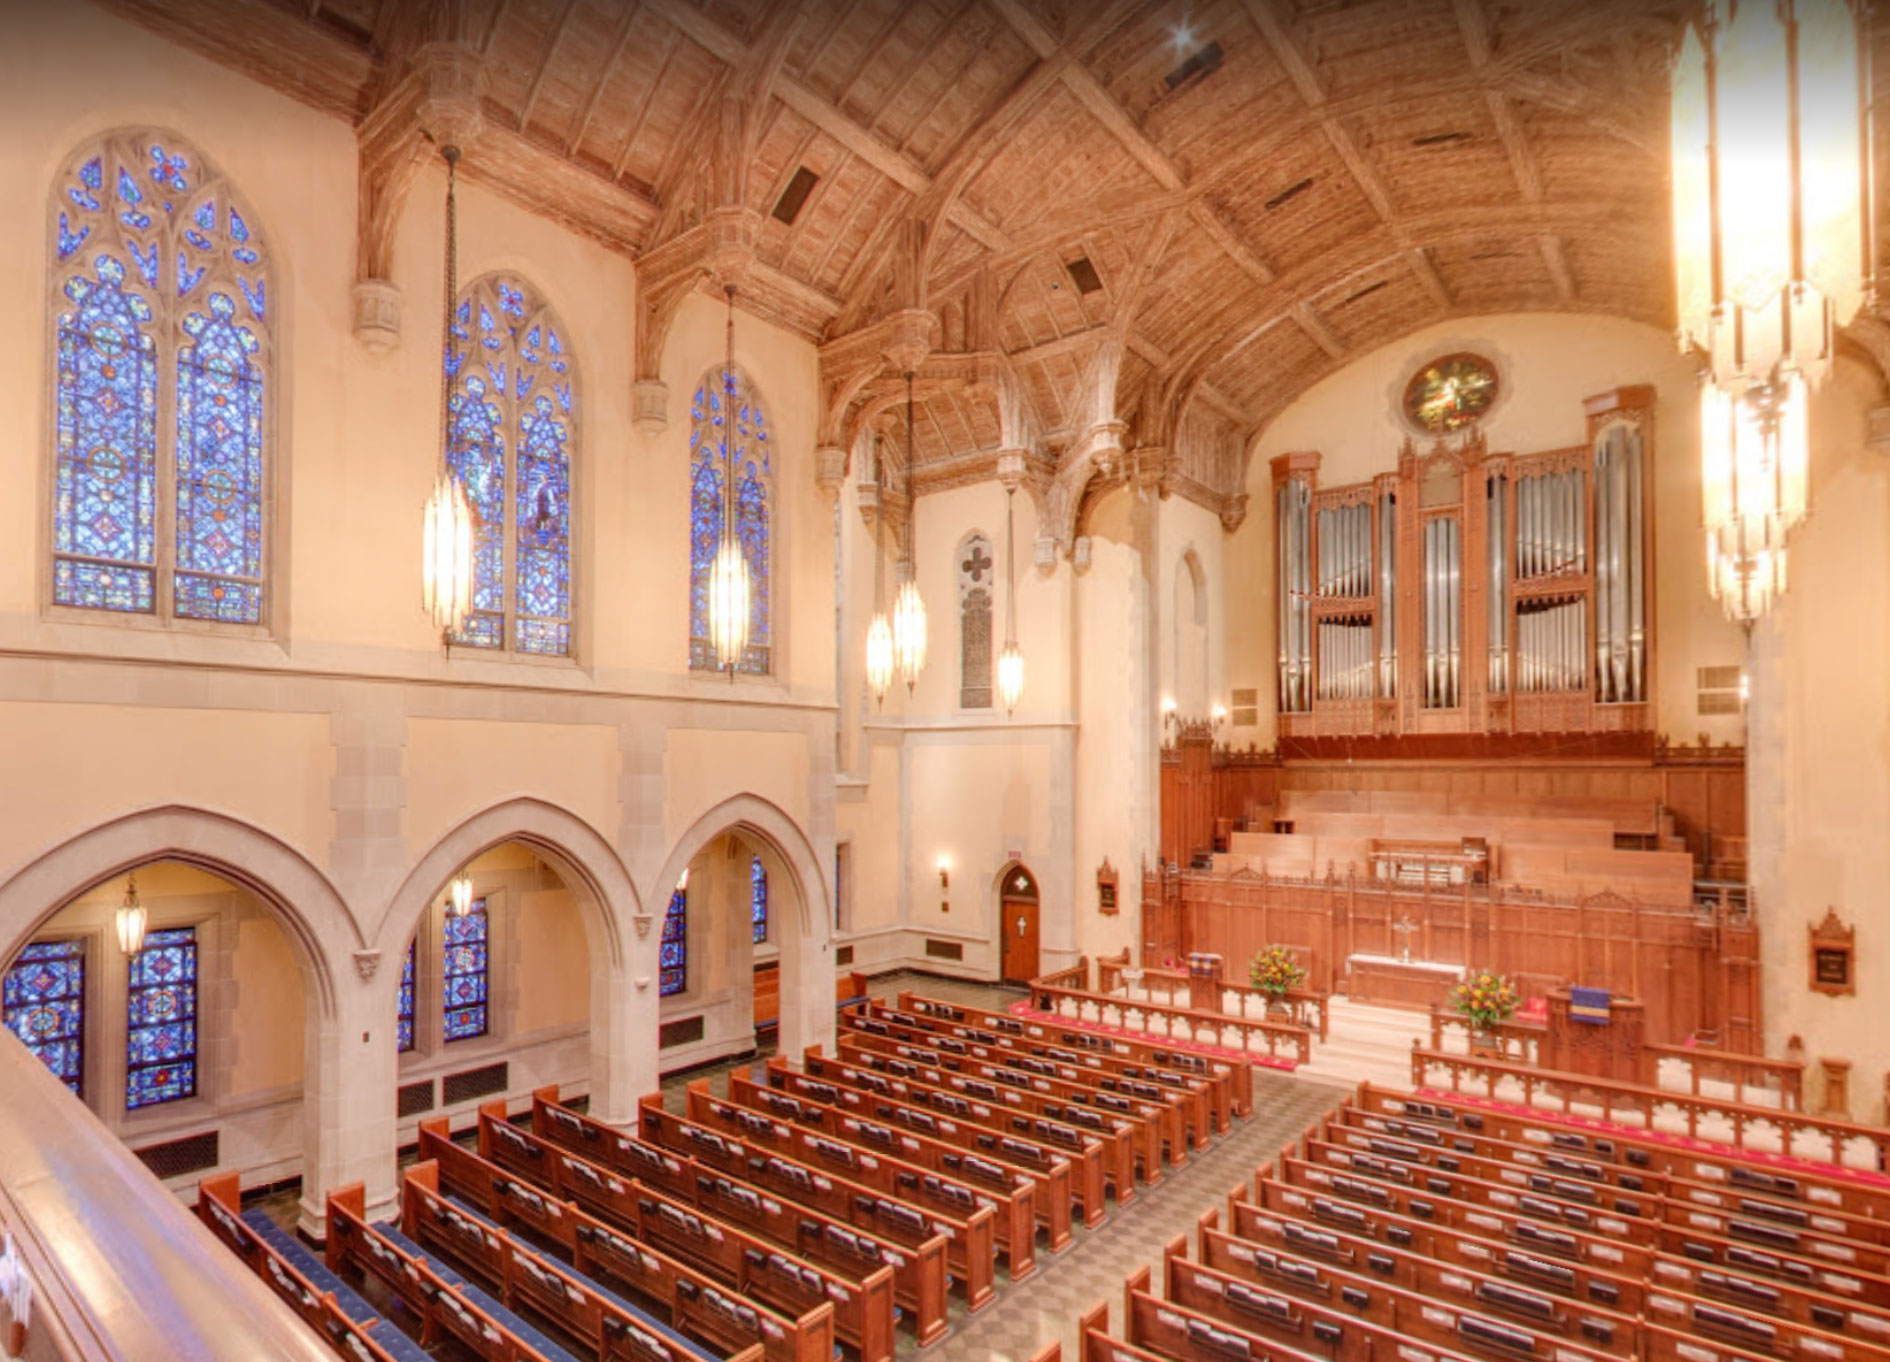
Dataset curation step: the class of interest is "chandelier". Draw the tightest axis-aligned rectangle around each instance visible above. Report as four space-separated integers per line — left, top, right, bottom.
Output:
421 144 476 642
891 372 928 694
1671 0 1866 623
446 871 474 917
997 485 1025 716
706 287 752 677
115 872 147 955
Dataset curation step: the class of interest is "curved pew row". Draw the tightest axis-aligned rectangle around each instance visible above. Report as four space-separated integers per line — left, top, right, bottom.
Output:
681 1079 1043 1276
635 1092 1003 1307
806 1041 1143 1203
485 1099 948 1347
886 993 1242 1140
415 1122 885 1362
762 1054 1105 1229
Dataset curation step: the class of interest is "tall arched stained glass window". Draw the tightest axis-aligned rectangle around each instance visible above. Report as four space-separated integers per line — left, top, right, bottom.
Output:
750 856 768 944
446 275 577 656
660 877 688 997
4 940 85 1096
126 927 197 1109
442 900 489 1042
50 130 272 624
689 366 772 674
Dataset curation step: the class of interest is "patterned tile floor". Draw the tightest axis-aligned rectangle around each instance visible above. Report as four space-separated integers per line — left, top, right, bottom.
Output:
248 970 1353 1360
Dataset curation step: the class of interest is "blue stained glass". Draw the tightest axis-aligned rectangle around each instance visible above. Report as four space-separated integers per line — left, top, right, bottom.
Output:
446 277 574 656
441 899 488 1042
750 857 768 945
689 367 772 673
4 940 85 1096
52 134 268 627
54 256 158 613
175 292 264 623
397 938 416 1053
659 884 687 997
127 927 197 1109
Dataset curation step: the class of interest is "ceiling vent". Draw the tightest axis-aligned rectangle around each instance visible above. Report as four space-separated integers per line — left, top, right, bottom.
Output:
771 166 820 225
1411 131 1474 148
1164 40 1224 91
1065 256 1105 295
1340 279 1389 306
1265 177 1314 211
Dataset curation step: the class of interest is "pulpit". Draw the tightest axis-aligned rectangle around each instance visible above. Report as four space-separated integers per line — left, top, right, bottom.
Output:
1541 988 1644 1082
1185 952 1224 1014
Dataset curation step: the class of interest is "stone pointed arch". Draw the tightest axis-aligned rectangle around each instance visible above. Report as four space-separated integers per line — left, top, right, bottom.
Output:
0 804 351 1019
653 794 827 944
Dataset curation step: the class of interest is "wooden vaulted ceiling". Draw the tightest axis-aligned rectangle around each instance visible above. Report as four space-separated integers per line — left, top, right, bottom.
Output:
97 0 1686 519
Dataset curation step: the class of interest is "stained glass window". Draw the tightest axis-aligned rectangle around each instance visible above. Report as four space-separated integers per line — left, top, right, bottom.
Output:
126 926 197 1109
750 856 768 945
689 366 772 674
659 880 687 997
4 940 84 1096
445 276 576 656
396 937 416 1053
51 132 271 624
442 900 489 1042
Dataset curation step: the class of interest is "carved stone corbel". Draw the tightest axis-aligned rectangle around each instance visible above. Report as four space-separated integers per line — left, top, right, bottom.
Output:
815 444 848 499
352 949 381 982
632 379 669 439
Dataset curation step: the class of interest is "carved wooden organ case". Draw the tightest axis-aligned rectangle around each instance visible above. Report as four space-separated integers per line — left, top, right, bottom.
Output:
1273 386 1655 739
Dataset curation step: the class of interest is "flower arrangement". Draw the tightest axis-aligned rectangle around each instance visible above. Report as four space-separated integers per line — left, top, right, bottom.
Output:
1247 945 1305 998
1449 970 1521 1029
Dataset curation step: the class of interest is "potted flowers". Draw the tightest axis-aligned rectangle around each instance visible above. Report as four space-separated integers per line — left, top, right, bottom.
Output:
1248 945 1305 1018
1449 969 1520 1047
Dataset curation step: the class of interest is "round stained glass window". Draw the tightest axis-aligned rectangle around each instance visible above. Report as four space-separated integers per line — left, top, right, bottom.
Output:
1402 352 1499 433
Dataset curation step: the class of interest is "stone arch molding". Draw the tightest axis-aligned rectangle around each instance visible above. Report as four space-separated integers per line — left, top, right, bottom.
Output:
376 798 638 969
0 804 352 1020
654 794 828 948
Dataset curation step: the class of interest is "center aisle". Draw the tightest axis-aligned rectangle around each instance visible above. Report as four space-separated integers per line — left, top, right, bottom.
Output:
926 1065 1347 1361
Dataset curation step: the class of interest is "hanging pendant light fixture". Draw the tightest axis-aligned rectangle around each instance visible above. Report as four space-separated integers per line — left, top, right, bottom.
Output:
997 485 1026 716
706 286 753 678
890 371 928 694
447 872 474 917
1671 0 1867 624
422 144 476 644
865 435 895 707
115 871 148 955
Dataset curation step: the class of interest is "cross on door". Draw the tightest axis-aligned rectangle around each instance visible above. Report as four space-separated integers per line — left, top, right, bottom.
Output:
962 545 993 583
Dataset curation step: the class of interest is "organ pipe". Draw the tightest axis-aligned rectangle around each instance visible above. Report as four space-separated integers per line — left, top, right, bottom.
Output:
1378 488 1396 697
1277 479 1312 712
1487 475 1507 693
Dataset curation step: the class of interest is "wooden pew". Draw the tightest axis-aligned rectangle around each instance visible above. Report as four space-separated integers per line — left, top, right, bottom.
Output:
1649 1243 1890 1346
754 966 873 1033
764 1053 1106 1229
1205 1204 1640 1346
1115 1279 1373 1362
703 1072 1050 1261
419 1122 894 1362
483 1107 948 1347
1225 1182 1645 1315
1301 1131 1656 1219
894 991 1249 1125
639 1092 1004 1304
807 1042 1138 1206
1161 1241 1621 1362
887 993 1241 1135
847 1008 1187 1169
402 1159 825 1362
1327 1104 1671 1198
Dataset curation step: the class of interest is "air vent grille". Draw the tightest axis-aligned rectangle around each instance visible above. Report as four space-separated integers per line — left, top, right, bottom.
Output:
1065 256 1104 295
772 166 820 225
924 939 964 962
442 1062 508 1107
835 945 855 967
660 1016 706 1049
1265 177 1314 211
135 1130 219 1180
1697 666 1743 715
1231 687 1259 727
1411 131 1474 147
398 1079 436 1118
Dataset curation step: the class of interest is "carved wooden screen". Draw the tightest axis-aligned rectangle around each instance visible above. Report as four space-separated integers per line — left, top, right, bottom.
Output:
958 532 993 709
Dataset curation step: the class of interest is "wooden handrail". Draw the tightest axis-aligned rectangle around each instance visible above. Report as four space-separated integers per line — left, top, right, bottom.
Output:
1099 958 1330 1042
0 1030 334 1362
1642 1041 1804 1110
1029 968 1312 1066
1409 1045 1884 1167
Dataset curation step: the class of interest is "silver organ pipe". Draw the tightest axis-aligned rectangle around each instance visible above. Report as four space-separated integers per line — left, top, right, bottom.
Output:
1422 517 1461 708
1378 489 1396 697
1515 599 1586 691
1592 424 1646 704
1315 502 1371 598
1278 480 1312 712
1487 475 1508 693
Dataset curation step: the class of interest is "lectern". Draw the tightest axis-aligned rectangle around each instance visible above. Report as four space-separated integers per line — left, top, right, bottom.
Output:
1185 952 1224 1014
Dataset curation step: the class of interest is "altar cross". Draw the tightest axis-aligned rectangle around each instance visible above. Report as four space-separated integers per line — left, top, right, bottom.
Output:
1391 915 1421 964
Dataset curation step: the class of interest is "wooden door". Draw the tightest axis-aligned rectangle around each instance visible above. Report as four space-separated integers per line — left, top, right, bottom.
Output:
1001 896 1040 982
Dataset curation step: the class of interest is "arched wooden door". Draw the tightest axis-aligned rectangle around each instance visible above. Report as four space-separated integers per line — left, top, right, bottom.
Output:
999 863 1040 984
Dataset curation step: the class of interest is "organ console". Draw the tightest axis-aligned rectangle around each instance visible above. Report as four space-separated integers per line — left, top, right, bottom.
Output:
1273 386 1655 741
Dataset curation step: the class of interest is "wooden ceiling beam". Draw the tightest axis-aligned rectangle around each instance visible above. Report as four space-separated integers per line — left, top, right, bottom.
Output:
517 0 581 132
569 1 642 155
611 26 679 181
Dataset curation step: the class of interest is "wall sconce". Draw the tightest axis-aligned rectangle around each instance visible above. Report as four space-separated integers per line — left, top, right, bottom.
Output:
1161 697 1178 730
1211 704 1228 729
937 856 950 889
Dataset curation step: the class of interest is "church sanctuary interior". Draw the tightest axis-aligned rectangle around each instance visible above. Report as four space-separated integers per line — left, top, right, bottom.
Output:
8 0 1890 1360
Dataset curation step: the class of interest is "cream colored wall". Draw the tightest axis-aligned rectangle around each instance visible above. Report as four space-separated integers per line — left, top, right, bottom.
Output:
1226 313 1747 748
230 914 305 1095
